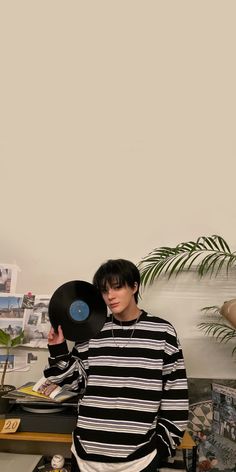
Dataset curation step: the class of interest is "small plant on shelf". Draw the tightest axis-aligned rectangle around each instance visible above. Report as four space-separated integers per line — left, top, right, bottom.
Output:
0 328 24 393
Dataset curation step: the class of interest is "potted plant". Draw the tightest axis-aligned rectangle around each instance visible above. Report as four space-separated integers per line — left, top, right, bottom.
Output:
0 328 24 413
138 235 236 354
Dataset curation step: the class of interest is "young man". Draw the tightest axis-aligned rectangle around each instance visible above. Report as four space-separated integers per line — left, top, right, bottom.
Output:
45 259 189 472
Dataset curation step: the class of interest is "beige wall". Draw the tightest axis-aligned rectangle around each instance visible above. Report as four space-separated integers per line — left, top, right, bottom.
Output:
1 1 236 384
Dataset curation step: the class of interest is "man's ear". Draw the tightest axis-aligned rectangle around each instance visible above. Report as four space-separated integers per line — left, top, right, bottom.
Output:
133 282 138 294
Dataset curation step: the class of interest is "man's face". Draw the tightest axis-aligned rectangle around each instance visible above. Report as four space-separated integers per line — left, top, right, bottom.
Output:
101 282 137 315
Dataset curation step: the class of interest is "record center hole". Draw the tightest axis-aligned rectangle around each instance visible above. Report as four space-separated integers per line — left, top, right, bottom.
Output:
69 300 90 322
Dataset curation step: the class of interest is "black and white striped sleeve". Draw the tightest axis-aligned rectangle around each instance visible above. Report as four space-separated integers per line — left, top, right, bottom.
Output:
156 328 189 458
43 341 87 393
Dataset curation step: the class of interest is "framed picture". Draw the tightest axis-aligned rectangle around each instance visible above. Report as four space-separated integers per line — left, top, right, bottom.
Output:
0 263 19 293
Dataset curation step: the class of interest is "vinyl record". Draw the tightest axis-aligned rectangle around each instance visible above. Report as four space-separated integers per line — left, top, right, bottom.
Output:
21 405 67 414
48 280 107 342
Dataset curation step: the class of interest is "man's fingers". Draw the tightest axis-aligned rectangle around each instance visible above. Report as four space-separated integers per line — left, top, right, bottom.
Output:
48 326 55 340
58 325 64 337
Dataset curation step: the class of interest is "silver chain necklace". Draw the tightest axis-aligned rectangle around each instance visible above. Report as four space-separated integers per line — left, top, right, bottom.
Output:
111 312 141 348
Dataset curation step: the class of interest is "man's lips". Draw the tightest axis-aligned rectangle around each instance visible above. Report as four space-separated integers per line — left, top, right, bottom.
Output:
110 303 119 309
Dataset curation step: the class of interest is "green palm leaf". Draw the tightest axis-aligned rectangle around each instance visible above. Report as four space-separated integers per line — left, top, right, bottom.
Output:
138 235 236 287
200 305 221 315
198 306 236 355
138 235 236 354
198 321 236 350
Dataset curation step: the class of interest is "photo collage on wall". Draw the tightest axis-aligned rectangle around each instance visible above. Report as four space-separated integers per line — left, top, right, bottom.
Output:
0 263 52 373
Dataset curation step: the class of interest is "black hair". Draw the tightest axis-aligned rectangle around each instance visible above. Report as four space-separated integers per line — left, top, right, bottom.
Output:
93 259 140 303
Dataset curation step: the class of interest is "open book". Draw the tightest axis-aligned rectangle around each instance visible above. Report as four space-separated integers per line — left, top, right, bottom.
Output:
4 377 78 403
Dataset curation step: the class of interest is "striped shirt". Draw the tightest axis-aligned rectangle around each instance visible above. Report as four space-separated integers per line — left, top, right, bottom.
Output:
44 311 189 464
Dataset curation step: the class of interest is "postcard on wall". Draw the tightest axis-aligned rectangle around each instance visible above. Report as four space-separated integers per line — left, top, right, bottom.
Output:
0 294 24 312
23 295 51 348
0 295 24 336
0 263 19 294
212 383 236 443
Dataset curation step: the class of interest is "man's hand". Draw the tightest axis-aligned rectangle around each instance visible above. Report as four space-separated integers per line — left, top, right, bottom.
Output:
47 325 65 345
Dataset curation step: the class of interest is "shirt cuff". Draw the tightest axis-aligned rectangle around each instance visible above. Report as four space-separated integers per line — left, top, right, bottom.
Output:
48 340 69 357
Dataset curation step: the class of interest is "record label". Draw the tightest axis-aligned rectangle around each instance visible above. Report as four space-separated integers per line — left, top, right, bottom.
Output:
48 280 107 342
69 300 89 321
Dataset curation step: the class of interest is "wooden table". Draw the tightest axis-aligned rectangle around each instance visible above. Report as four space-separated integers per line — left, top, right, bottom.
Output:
0 419 196 464
0 420 194 445
0 418 72 456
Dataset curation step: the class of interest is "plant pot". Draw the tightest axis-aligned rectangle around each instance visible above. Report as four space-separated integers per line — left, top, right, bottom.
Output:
0 384 15 414
220 299 236 328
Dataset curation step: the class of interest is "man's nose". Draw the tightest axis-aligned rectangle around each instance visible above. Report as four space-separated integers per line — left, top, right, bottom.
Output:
107 289 114 299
